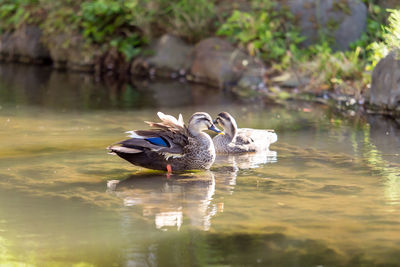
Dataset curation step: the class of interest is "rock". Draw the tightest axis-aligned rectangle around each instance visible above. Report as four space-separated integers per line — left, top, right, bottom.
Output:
271 72 309 88
369 51 400 111
377 0 400 9
101 47 131 73
46 33 99 72
131 34 193 77
0 25 50 62
67 40 99 72
0 32 13 61
287 0 367 51
190 37 266 90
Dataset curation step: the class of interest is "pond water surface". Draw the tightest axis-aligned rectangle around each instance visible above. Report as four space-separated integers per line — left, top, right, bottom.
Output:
1 64 400 266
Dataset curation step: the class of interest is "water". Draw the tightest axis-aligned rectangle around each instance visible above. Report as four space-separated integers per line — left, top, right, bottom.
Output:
1 63 400 266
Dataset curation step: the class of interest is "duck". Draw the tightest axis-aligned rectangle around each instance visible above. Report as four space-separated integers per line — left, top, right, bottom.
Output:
107 112 223 172
212 112 277 154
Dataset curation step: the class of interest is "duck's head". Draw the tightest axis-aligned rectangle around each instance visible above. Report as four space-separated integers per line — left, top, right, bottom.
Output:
213 112 237 138
188 112 223 136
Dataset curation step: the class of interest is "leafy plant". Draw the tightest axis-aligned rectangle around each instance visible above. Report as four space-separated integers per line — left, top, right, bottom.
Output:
217 4 304 64
347 1 385 72
80 0 147 60
0 0 395 94
160 0 216 42
368 9 400 68
0 0 41 34
40 0 81 36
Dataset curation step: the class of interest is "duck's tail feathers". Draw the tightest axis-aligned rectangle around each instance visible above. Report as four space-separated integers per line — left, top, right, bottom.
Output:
107 144 143 154
144 112 187 134
178 114 184 127
125 130 143 138
157 112 185 127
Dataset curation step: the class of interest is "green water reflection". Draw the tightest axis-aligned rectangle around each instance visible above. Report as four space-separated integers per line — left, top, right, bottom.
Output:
1 64 400 266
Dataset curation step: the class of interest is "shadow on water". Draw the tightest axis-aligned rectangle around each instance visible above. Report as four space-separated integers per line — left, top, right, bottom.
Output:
0 63 236 111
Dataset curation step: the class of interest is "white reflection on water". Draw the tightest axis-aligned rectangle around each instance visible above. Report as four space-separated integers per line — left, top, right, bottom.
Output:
107 171 217 231
214 150 278 194
107 150 278 231
229 150 277 169
364 116 400 207
384 172 400 207
155 211 183 230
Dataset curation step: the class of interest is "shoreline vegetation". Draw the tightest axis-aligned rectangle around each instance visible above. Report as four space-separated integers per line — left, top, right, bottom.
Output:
0 0 399 115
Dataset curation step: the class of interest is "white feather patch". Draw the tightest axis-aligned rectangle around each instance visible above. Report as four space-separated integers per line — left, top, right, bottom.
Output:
178 114 184 127
157 111 183 127
125 131 146 138
110 146 142 154
161 152 184 160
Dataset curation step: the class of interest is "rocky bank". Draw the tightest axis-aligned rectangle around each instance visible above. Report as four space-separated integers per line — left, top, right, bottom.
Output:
0 0 399 115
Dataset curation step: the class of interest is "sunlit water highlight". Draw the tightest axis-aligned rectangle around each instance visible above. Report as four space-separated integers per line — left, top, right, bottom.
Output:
1 63 400 266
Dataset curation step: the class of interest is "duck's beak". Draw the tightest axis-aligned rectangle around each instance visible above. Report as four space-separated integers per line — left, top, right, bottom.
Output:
208 124 224 135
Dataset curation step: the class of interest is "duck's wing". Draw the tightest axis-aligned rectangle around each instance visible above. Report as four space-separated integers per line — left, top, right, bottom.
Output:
110 113 189 159
143 112 186 136
235 128 256 145
156 112 185 128
236 128 277 146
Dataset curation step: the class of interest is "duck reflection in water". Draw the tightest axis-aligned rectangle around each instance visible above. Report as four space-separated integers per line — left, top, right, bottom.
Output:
107 171 217 231
212 150 278 194
107 148 278 231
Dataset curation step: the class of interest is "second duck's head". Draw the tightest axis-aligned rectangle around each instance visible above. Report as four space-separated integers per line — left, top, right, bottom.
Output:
188 112 223 136
214 112 238 138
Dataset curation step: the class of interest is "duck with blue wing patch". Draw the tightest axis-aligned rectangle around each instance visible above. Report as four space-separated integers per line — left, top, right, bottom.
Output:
108 112 223 172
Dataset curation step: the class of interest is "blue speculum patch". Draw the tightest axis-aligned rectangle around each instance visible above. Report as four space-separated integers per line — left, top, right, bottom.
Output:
145 137 168 147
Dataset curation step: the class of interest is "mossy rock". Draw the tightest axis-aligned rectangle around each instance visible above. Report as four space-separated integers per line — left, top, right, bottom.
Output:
368 50 400 111
0 25 50 63
286 0 367 51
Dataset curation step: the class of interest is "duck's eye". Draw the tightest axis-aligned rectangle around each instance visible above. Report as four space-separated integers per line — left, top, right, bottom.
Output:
196 117 211 126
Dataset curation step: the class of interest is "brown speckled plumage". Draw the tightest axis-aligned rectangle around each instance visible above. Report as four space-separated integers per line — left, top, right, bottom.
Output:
108 112 219 171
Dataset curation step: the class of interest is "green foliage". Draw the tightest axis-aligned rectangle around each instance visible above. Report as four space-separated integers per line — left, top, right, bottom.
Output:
216 0 395 91
77 0 216 57
368 9 400 68
160 0 216 42
40 1 81 36
0 0 41 34
304 43 365 90
217 2 304 63
0 0 396 93
79 0 148 60
0 0 217 59
0 0 148 60
349 1 385 71
81 0 131 43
